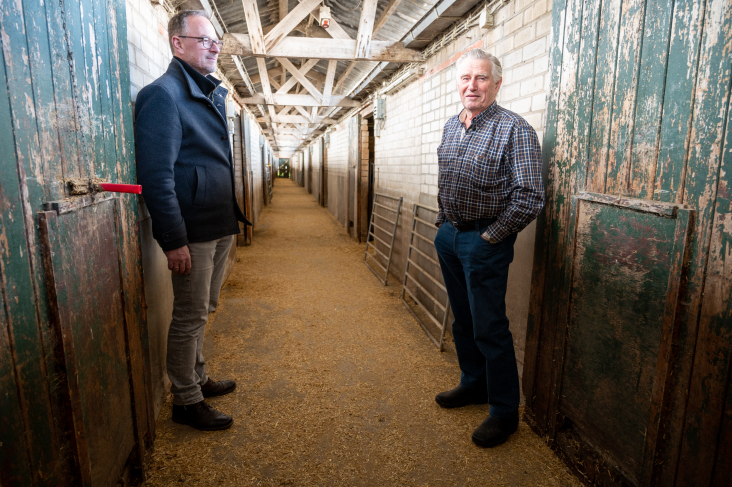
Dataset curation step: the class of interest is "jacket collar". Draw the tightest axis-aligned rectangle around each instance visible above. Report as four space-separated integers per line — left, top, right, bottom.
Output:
168 57 227 101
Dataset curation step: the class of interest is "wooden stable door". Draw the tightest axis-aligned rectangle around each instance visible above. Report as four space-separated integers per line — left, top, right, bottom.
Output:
524 0 732 485
0 0 152 484
347 115 360 237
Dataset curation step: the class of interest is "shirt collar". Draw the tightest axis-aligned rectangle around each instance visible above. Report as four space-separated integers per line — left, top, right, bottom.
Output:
174 56 221 99
458 101 498 130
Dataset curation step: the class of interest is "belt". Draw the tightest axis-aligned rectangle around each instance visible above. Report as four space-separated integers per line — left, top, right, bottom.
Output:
448 217 496 232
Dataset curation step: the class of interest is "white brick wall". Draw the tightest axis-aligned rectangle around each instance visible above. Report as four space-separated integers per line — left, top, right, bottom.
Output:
489 0 551 142
378 79 423 208
125 0 172 102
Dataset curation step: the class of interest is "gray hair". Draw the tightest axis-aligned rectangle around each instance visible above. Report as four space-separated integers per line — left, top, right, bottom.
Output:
168 10 210 51
455 49 502 82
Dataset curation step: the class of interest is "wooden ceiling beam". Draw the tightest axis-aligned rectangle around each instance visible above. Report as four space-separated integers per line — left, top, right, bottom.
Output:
256 114 337 124
223 34 425 63
322 59 338 106
264 0 323 52
278 105 294 116
276 133 308 139
294 106 311 119
278 57 323 103
268 74 282 91
252 72 327 88
274 128 324 136
255 57 275 105
335 61 357 95
276 59 319 95
279 0 288 84
241 0 266 55
355 0 378 59
241 93 360 107
278 0 287 22
232 55 256 96
265 18 332 39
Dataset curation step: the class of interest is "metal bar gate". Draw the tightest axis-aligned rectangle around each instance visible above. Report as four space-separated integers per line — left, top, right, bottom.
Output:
363 193 403 285
400 204 452 351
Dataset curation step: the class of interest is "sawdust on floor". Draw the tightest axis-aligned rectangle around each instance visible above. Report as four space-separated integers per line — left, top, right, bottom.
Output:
145 178 580 487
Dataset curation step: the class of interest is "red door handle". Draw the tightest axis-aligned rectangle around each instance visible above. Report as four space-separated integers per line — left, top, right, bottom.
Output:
96 183 142 194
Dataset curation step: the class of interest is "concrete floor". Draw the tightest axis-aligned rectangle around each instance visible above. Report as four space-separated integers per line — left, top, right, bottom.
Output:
145 178 581 487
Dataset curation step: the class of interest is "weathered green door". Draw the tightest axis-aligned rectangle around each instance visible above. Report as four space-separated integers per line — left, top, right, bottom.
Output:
0 0 152 485
524 0 731 485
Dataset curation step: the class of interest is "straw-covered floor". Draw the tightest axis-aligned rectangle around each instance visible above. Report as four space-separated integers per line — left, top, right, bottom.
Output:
145 178 580 487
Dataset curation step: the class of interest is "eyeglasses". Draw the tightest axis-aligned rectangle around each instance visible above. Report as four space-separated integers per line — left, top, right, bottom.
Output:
177 36 224 49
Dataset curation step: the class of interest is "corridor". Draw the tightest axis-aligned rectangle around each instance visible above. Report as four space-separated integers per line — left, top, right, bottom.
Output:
146 179 579 487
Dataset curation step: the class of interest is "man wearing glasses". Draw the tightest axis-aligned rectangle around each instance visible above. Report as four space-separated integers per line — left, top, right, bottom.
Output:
135 10 250 431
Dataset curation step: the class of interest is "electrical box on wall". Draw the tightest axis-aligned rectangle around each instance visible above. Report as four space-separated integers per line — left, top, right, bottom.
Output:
374 98 386 120
226 99 236 118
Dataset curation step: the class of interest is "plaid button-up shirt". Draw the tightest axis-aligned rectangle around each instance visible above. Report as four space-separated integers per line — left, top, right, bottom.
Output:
436 102 545 243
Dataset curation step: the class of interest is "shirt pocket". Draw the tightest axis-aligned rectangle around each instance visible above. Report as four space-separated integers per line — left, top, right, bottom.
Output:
466 153 500 191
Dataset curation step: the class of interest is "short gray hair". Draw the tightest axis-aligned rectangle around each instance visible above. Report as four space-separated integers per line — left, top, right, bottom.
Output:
168 10 210 50
455 49 502 82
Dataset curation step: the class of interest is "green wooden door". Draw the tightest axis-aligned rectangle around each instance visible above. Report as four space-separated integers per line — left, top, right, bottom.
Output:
0 0 152 485
524 0 732 485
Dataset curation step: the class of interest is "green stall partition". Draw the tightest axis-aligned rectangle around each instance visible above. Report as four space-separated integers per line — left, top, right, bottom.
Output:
0 0 153 484
524 0 732 485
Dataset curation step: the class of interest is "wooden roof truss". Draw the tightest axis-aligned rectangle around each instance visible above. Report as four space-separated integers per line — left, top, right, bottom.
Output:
216 0 418 156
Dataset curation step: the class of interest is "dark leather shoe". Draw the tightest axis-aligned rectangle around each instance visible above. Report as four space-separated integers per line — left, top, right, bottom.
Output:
201 378 236 398
435 385 489 408
172 400 233 431
472 414 519 447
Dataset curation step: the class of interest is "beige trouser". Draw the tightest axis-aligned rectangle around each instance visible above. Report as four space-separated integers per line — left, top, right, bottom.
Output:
167 235 234 406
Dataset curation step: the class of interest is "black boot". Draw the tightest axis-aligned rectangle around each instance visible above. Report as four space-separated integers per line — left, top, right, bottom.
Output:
172 400 233 431
201 378 236 398
471 414 519 447
435 385 489 408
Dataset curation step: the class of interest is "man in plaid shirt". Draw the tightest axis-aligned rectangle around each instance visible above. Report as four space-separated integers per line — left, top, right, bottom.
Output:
433 49 544 448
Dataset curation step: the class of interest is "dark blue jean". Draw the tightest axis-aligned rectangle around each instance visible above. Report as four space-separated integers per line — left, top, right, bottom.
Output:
434 222 519 418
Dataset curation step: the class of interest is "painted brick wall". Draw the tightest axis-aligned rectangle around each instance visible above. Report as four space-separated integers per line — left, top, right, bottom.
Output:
125 0 172 102
489 0 550 140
